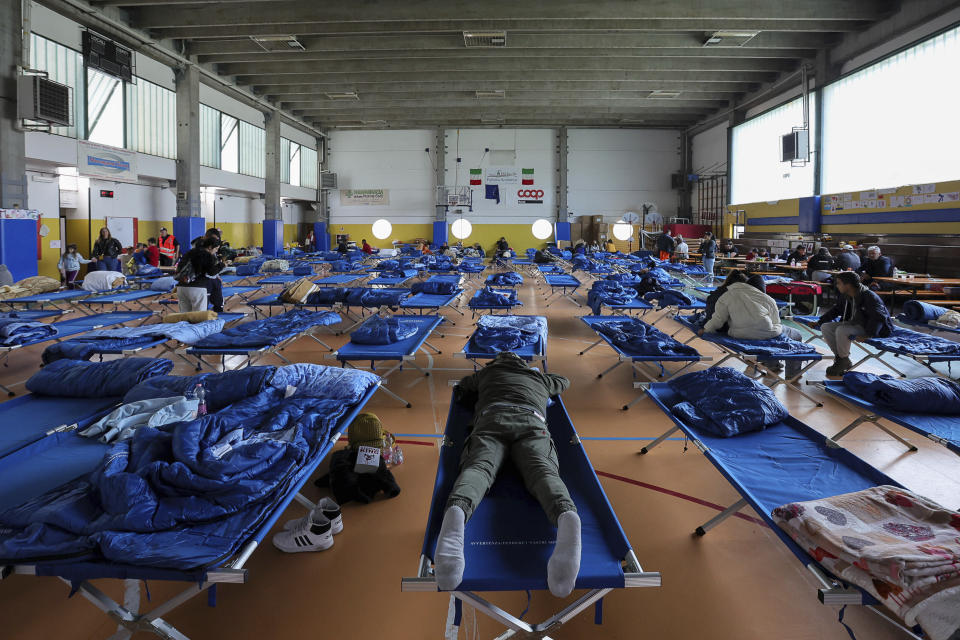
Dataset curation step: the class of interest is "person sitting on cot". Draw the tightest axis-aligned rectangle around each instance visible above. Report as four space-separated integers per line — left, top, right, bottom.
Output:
435 352 581 597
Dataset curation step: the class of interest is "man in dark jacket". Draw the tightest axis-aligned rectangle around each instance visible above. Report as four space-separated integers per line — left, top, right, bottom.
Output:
786 244 807 265
857 245 894 288
435 353 580 598
815 271 893 377
834 244 861 271
656 230 675 260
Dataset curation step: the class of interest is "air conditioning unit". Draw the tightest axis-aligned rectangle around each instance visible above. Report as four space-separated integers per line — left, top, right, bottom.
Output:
320 171 338 189
781 129 809 163
18 75 72 127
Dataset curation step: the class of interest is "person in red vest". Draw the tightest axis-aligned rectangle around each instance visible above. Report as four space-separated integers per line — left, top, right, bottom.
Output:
158 227 180 267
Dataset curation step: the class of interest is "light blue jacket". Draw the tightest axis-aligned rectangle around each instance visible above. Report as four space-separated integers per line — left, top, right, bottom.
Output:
58 252 92 272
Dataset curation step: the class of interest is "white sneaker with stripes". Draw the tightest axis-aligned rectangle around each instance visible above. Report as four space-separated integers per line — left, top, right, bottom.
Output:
272 513 334 553
282 497 343 535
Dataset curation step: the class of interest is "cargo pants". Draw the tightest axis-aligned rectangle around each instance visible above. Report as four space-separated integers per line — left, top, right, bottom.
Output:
445 407 576 526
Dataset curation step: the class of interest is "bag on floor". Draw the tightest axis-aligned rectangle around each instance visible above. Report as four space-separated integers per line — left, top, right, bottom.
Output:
280 277 319 304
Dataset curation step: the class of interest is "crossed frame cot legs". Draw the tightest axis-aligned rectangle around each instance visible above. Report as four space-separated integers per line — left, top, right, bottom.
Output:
401 551 660 640
333 339 442 408
805 382 918 452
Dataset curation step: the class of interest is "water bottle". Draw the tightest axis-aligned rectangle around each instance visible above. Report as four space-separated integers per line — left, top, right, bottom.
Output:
194 383 207 416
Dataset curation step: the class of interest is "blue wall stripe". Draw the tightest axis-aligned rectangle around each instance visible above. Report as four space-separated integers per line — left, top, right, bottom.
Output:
747 216 800 226
822 207 960 225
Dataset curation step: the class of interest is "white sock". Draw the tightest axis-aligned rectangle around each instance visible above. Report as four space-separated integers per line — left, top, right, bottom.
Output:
547 511 581 598
435 506 466 591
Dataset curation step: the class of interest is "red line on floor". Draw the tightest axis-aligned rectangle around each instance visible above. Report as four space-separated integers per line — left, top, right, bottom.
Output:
595 470 768 528
396 439 436 446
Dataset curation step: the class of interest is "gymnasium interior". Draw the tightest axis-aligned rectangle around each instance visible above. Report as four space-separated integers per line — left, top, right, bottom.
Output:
1 1 960 639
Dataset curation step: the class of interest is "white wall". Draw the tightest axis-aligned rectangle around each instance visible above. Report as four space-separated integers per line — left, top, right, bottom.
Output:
27 172 60 219
691 122 728 212
447 128 556 225
89 180 175 222
567 128 679 221
211 194 262 224
327 129 436 224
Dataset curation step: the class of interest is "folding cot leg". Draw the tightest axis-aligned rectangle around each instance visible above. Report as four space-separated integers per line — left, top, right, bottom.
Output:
422 339 443 354
832 415 917 452
639 425 680 454
694 497 748 536
578 339 604 355
306 333 334 352
596 359 625 378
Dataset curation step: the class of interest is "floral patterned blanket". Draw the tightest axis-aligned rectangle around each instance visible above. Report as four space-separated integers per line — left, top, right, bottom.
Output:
773 486 960 640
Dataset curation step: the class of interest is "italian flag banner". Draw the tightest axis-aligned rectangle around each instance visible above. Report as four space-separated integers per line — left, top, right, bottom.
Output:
469 168 482 186
522 168 534 185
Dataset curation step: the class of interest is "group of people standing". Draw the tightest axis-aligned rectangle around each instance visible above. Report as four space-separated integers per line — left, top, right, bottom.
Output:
57 226 180 289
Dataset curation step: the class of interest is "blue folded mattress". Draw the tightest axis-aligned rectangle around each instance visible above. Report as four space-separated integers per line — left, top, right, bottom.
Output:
420 395 632 591
335 315 443 361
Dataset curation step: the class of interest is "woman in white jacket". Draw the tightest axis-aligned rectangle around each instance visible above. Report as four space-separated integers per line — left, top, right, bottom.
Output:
698 280 805 377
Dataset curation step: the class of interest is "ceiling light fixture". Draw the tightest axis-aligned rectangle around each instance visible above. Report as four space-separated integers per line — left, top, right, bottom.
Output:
702 30 760 47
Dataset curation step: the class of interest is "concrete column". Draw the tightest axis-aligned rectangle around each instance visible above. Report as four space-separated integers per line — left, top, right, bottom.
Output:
174 65 200 218
433 127 446 221
264 111 282 221
813 52 835 196
555 126 568 223
0 0 27 209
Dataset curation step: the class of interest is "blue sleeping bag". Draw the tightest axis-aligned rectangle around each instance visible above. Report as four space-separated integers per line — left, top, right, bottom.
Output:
41 320 226 363
869 328 960 356
471 315 546 353
587 281 638 314
643 289 693 307
350 316 418 345
472 287 518 307
305 287 347 305
330 260 355 272
593 318 698 357
124 366 278 413
842 371 960 414
668 367 788 437
192 310 340 349
377 259 399 272
0 318 58 346
487 272 523 286
902 300 949 322
0 365 380 568
25 358 174 398
292 263 313 276
136 264 161 277
344 288 409 308
235 263 260 276
411 280 459 296
150 276 177 292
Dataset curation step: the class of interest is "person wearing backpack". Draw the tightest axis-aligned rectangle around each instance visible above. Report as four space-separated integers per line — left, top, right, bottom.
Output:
176 237 225 312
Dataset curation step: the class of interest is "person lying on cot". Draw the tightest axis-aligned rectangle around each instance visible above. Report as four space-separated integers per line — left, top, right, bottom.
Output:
436 352 581 597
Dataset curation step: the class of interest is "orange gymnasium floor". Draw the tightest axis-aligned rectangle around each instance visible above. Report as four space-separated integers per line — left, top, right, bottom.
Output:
0 277 957 640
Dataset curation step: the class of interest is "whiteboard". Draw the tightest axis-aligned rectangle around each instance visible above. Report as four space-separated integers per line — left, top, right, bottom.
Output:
106 216 136 248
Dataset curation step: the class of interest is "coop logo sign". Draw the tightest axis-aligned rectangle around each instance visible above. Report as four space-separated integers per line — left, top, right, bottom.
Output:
77 140 139 183
517 189 544 204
